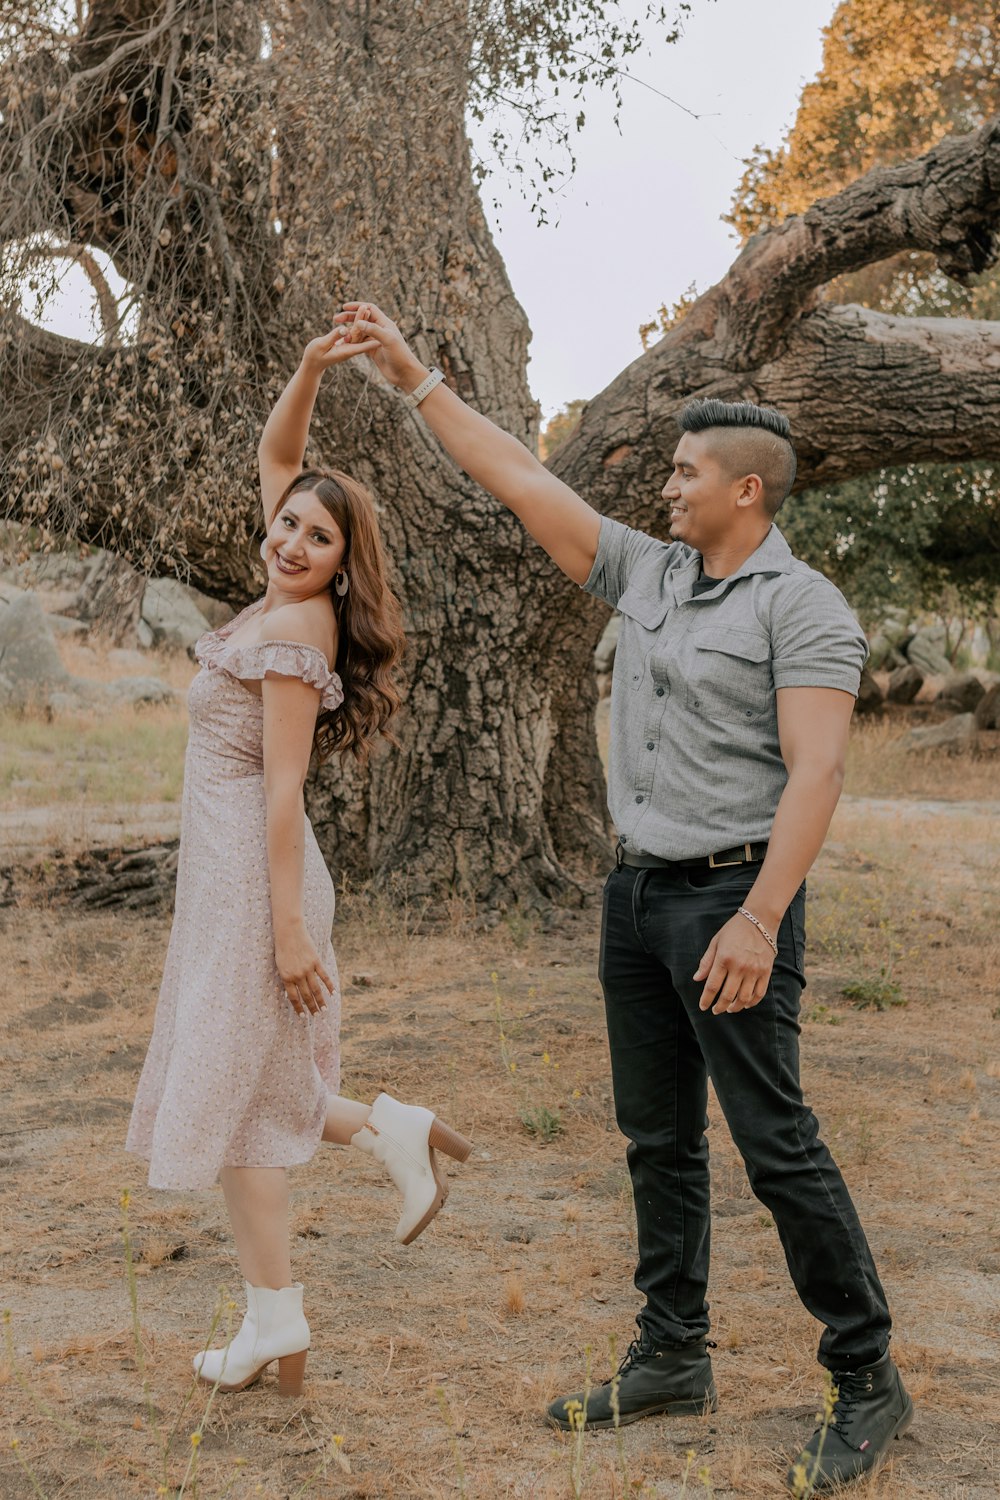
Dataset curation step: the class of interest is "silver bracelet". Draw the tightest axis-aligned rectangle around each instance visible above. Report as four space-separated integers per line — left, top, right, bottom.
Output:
401 367 444 410
737 906 778 955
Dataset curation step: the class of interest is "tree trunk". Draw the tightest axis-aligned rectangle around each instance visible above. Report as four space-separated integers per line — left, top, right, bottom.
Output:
3 7 1000 904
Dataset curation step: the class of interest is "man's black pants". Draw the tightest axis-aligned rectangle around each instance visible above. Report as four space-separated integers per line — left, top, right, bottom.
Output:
599 860 892 1371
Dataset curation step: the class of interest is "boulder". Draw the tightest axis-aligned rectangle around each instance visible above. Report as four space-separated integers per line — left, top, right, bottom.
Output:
867 615 914 670
854 666 884 715
141 577 213 650
935 672 985 714
0 588 175 711
899 713 977 754
0 592 70 704
906 627 951 677
106 676 177 706
886 664 924 705
594 613 620 674
974 683 1000 731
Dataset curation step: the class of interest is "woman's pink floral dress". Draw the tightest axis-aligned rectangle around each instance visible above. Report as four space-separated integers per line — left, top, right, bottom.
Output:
127 601 343 1189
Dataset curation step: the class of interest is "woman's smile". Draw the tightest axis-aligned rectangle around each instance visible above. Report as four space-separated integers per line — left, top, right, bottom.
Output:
275 553 308 575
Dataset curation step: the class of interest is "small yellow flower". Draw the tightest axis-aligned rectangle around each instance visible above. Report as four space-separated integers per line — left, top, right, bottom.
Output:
572 1089 582 1099
190 1432 202 1447
120 1189 131 1210
333 1434 344 1447
542 1052 550 1065
509 1061 517 1073
10 1438 19 1450
490 970 499 983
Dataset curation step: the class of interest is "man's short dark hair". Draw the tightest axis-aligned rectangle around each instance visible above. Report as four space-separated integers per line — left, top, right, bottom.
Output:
678 399 797 516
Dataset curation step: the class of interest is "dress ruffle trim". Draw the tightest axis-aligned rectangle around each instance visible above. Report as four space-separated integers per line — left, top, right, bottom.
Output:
197 623 344 713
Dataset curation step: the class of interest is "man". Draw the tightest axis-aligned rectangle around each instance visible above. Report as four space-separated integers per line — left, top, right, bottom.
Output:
334 302 914 1493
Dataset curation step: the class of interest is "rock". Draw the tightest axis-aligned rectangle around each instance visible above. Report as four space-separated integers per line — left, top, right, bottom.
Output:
47 612 88 636
900 713 977 754
935 672 985 714
594 613 620 674
906 627 951 677
974 684 1000 731
0 588 173 712
106 676 177 706
141 577 213 650
854 666 884 714
183 584 233 631
0 593 70 704
108 647 148 669
137 618 155 649
886 664 924 705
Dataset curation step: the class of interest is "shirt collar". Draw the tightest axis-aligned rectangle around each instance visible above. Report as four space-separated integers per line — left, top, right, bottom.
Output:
689 524 795 585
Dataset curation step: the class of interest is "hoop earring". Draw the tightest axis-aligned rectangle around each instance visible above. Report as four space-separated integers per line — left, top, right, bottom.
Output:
259 538 269 561
334 571 349 597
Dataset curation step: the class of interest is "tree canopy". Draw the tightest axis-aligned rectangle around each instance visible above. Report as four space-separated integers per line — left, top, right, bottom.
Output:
727 0 1000 618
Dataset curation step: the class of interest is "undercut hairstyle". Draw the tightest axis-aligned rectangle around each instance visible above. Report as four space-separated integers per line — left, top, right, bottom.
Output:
678 399 797 516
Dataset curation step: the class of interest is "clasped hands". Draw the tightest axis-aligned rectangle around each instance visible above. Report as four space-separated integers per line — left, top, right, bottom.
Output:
695 911 777 1016
299 302 422 388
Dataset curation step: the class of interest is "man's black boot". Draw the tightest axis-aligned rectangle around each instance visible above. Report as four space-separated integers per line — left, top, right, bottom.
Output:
546 1334 717 1431
787 1350 913 1494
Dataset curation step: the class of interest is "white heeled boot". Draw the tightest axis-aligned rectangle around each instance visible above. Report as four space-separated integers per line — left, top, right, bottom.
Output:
193 1281 310 1395
350 1093 472 1245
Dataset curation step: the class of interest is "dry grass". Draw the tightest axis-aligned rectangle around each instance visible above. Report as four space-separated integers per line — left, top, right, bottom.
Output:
843 714 1000 801
2 655 999 1496
1 785 999 1498
1 635 195 816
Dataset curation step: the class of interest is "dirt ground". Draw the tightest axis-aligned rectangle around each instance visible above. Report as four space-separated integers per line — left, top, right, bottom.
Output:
1 776 999 1499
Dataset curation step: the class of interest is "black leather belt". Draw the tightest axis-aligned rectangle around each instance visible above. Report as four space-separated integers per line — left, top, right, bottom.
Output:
616 840 768 871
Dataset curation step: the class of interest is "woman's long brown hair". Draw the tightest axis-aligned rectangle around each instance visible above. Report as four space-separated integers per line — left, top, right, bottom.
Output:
271 470 405 763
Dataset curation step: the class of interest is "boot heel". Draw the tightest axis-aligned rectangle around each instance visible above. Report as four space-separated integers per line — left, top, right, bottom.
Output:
429 1118 472 1162
276 1348 308 1397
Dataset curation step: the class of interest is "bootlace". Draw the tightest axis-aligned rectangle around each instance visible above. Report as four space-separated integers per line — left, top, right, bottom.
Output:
608 1337 653 1383
828 1368 873 1436
606 1336 715 1386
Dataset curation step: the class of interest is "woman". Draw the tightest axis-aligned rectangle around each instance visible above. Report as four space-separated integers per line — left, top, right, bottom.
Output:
126 326 471 1398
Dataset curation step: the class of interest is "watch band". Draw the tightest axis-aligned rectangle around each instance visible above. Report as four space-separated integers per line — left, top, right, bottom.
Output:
402 367 444 410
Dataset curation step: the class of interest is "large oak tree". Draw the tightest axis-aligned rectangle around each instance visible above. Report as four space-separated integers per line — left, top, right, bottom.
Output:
3 1 1000 905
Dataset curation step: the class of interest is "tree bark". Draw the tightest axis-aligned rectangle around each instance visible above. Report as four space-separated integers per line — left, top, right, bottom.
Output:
4 7 1000 904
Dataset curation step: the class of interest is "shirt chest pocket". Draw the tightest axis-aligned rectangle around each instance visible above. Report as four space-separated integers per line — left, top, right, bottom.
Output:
686 626 772 722
617 587 671 692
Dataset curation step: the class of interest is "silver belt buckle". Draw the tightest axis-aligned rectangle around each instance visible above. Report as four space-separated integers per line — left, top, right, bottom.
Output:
708 842 753 869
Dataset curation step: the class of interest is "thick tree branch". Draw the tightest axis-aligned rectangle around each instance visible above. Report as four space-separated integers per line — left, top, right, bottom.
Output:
723 115 1000 366
551 301 1000 535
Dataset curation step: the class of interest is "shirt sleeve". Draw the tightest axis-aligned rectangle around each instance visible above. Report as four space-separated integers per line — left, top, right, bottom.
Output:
770 579 869 696
582 515 669 608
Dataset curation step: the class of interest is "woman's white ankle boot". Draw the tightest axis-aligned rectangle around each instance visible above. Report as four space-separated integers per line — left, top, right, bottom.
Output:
193 1281 309 1395
351 1093 472 1245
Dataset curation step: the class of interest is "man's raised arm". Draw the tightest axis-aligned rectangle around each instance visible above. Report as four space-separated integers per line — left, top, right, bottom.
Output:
334 302 602 585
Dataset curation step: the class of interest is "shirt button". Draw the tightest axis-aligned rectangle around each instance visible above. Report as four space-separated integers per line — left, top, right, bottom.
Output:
635 795 644 804
655 687 664 697
646 742 654 750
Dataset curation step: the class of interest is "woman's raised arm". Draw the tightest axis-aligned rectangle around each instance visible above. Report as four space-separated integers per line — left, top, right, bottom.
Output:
257 329 380 525
333 303 602 586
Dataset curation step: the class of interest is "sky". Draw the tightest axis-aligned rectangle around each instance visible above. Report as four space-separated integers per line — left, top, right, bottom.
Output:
28 0 839 423
474 0 839 420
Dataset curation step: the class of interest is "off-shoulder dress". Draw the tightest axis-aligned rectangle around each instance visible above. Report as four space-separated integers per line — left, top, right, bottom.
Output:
126 600 344 1190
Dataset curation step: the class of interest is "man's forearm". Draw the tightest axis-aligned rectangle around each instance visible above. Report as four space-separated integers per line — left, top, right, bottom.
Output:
744 765 845 937
397 359 542 515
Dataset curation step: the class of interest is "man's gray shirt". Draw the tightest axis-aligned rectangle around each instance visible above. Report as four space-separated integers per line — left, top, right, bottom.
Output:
583 517 868 860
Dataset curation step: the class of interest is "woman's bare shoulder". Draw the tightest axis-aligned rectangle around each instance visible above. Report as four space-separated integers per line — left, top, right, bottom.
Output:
258 596 337 658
